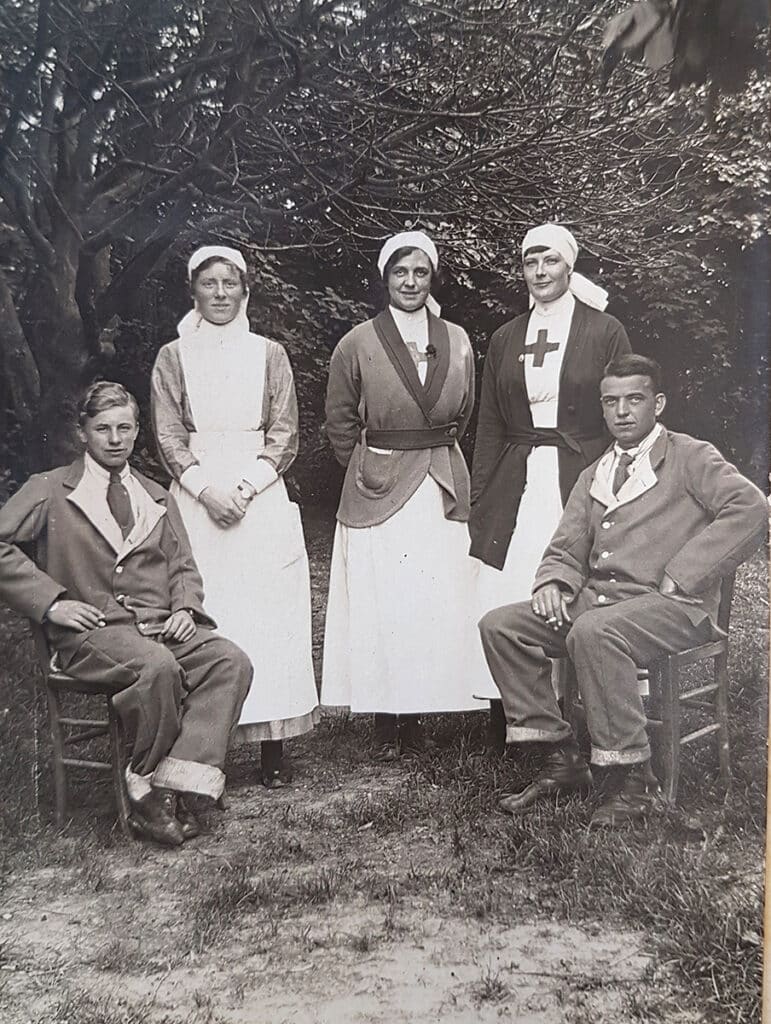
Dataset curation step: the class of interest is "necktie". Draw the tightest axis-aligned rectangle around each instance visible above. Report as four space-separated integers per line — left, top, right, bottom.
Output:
612 452 635 496
107 472 135 539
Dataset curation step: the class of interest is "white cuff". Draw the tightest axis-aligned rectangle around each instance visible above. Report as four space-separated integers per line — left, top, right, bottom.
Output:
242 460 279 495
179 464 209 499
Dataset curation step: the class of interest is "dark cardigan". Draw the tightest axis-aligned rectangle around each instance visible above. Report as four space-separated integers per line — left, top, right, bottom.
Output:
469 300 631 569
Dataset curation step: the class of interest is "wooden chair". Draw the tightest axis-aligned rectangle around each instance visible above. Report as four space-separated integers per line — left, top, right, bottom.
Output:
561 573 736 803
33 629 133 836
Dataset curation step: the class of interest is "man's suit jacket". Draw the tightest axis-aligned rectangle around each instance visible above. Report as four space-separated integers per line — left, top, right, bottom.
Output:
0 458 214 655
533 429 767 633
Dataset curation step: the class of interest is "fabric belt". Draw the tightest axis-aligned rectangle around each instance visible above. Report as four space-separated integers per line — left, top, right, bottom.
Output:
504 427 584 456
365 423 460 450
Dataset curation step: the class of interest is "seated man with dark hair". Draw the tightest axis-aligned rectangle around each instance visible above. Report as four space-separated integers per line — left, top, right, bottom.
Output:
0 382 253 845
479 355 767 827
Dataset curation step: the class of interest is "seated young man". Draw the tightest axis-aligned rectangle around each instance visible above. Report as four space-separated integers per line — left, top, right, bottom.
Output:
479 355 767 827
0 382 253 846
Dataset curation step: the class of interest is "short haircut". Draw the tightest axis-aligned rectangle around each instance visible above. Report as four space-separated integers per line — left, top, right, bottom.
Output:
77 381 140 427
381 246 435 282
602 354 663 394
190 255 248 292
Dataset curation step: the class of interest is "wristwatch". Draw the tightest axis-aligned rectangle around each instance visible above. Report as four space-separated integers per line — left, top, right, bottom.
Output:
237 482 256 501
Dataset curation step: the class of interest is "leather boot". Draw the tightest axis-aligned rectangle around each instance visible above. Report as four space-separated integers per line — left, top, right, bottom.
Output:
129 787 185 846
589 762 662 828
176 794 203 840
498 739 592 815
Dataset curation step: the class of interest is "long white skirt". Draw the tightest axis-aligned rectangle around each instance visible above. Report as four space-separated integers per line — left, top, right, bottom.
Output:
172 476 319 741
471 445 564 700
322 476 480 714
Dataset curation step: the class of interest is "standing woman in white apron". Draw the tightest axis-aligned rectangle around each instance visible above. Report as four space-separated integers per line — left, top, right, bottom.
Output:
151 245 319 787
321 232 480 759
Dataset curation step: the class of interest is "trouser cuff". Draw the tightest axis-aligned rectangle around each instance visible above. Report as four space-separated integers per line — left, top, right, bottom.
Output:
152 756 225 798
590 745 650 767
506 724 572 744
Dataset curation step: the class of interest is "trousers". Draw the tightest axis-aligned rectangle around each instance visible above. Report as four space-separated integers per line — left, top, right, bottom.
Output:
58 625 252 797
479 591 712 766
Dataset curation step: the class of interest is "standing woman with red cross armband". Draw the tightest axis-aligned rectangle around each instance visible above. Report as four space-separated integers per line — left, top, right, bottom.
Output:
468 224 631 752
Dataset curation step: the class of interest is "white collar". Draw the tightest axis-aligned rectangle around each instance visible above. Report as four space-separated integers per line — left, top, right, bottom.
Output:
84 452 131 484
531 291 575 317
389 304 428 324
613 422 663 462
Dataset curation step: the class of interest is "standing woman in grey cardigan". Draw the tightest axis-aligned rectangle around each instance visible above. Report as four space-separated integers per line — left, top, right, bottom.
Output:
151 245 319 788
321 232 479 758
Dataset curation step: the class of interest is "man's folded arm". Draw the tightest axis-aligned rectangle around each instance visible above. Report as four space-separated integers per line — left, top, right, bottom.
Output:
665 442 768 596
0 475 66 622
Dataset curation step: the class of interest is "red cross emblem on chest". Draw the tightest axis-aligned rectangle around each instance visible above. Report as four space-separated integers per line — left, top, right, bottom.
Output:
524 328 560 367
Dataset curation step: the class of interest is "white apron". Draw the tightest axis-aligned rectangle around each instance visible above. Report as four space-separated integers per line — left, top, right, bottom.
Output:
173 330 318 738
322 476 480 714
471 296 573 699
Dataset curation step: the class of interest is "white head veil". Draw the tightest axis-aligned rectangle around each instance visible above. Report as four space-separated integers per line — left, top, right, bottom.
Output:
178 245 250 336
521 224 609 312
377 231 441 316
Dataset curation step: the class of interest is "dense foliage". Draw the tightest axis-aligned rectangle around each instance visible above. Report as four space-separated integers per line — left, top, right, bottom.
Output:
0 0 767 495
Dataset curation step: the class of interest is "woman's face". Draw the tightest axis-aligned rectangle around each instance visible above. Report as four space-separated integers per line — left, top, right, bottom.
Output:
386 249 433 313
192 260 246 325
522 247 571 304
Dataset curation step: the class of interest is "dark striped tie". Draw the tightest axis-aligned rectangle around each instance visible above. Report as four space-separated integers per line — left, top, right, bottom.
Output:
107 472 135 539
612 452 635 496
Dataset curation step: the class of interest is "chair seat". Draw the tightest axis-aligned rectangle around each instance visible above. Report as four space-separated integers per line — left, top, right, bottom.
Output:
48 670 117 697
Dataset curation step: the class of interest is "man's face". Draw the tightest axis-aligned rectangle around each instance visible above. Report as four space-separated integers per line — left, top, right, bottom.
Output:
387 249 433 312
522 247 571 304
78 404 139 470
600 375 665 449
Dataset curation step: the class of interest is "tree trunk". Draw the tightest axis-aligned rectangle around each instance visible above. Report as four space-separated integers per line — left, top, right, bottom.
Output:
21 234 97 468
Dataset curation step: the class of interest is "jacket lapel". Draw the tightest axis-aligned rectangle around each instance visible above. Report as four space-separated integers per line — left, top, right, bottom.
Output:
65 460 122 554
372 309 436 424
557 298 586 398
117 478 167 564
64 459 168 561
590 430 667 511
422 312 451 412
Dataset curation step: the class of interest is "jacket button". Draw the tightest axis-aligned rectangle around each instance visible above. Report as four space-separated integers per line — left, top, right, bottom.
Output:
518 354 525 362
567 405 575 413
115 566 124 574
598 595 607 604
602 522 611 530
447 425 458 438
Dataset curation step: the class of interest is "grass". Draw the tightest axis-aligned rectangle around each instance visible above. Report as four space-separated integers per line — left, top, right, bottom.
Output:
0 528 766 1023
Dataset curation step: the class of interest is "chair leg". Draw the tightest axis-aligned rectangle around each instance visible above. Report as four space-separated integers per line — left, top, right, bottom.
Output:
714 652 732 794
108 698 134 839
46 686 68 828
656 658 681 804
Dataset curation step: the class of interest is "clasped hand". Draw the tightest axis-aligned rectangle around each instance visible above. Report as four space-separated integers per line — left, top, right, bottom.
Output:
199 485 253 527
